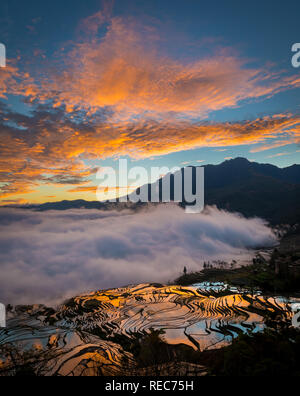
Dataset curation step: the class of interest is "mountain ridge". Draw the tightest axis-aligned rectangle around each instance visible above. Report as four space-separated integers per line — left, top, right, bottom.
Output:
8 158 300 225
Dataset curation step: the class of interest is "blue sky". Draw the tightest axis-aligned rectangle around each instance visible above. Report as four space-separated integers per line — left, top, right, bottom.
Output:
0 0 299 203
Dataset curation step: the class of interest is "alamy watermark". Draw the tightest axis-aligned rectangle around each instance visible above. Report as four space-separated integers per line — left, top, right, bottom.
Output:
96 159 204 214
291 303 300 328
0 303 5 328
291 43 300 68
0 43 6 68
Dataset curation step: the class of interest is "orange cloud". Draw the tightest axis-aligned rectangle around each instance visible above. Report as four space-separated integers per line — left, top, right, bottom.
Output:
250 140 292 153
0 198 28 206
2 11 300 120
13 14 299 120
68 186 98 193
68 186 133 194
1 104 300 202
1 10 300 203
57 114 300 160
267 152 290 158
0 107 96 199
0 65 20 98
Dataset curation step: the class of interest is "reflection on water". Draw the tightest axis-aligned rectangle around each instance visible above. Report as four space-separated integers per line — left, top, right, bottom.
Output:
0 283 295 376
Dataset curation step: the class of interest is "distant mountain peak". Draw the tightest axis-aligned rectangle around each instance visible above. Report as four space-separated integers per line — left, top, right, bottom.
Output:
225 157 250 163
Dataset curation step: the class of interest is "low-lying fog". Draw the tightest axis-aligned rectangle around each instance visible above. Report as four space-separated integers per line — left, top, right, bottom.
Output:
0 205 277 305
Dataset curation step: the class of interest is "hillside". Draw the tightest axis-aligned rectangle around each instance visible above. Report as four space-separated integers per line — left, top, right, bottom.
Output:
204 158 300 224
132 157 300 224
18 158 300 225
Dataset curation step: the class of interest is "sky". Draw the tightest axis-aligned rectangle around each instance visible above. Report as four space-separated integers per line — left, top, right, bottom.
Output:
0 0 300 204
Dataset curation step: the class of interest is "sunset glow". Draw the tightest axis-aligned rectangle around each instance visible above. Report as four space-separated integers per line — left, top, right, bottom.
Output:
0 0 299 204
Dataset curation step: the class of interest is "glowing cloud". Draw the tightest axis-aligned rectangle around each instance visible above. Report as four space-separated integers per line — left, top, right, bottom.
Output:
0 102 300 202
4 12 299 120
1 10 300 203
34 16 300 119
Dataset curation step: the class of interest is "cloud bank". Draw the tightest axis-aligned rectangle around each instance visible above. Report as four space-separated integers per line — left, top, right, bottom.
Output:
0 205 277 306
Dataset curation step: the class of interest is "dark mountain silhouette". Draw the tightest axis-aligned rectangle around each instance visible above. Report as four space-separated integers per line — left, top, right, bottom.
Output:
22 200 146 212
203 158 300 224
127 158 300 224
20 158 300 225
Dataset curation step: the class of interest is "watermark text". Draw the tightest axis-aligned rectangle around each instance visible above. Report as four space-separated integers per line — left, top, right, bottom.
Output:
291 43 300 68
0 303 6 328
292 303 300 328
96 159 204 214
0 43 6 68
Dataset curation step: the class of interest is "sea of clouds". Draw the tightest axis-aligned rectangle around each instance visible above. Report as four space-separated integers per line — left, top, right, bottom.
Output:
0 205 277 306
